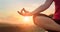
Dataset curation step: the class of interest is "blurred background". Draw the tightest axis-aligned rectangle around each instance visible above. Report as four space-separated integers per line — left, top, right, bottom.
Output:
0 0 54 32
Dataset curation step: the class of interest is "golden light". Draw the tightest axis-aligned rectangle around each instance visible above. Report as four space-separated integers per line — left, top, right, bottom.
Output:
24 16 30 21
22 16 34 25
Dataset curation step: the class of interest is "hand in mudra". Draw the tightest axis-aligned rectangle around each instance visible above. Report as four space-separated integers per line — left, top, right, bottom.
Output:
17 8 32 16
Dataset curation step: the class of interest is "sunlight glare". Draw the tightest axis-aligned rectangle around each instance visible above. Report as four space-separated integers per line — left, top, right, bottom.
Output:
22 16 34 25
24 16 30 21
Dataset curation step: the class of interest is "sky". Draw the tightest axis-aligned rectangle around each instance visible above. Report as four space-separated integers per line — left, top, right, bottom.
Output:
0 0 55 24
0 0 56 32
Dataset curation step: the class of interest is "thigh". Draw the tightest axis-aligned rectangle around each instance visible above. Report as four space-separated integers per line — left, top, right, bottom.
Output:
33 16 59 27
33 15 60 32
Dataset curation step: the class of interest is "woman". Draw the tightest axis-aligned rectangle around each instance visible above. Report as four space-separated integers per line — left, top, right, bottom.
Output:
17 0 60 32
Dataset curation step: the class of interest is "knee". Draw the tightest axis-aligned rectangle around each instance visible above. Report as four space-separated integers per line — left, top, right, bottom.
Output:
33 16 44 27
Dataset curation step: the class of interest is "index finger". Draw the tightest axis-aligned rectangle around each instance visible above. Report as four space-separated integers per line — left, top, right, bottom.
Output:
17 11 23 15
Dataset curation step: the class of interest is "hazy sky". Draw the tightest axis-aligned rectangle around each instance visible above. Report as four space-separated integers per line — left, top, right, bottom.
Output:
0 0 55 24
0 0 55 17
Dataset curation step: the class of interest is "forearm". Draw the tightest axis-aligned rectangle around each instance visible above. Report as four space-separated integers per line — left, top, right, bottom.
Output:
31 4 49 15
31 0 53 15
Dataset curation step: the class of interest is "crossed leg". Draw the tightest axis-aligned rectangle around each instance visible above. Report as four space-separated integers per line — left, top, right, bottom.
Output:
33 15 60 32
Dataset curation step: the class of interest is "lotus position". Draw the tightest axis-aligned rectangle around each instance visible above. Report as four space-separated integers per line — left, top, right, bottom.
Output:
17 0 60 32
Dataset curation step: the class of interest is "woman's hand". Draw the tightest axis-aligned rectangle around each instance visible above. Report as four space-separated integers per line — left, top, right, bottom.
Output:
17 8 33 16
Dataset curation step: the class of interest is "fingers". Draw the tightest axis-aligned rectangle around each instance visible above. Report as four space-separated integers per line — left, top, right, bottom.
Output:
23 8 29 13
17 11 23 15
22 8 29 13
21 8 24 13
17 11 32 16
17 8 31 16
17 11 26 16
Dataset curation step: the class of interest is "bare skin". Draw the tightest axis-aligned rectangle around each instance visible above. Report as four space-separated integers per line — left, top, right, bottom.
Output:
17 0 60 32
31 0 53 15
33 16 60 32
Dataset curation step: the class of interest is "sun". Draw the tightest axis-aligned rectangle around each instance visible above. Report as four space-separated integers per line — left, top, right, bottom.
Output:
24 16 30 21
17 16 34 25
22 16 34 25
23 16 31 23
